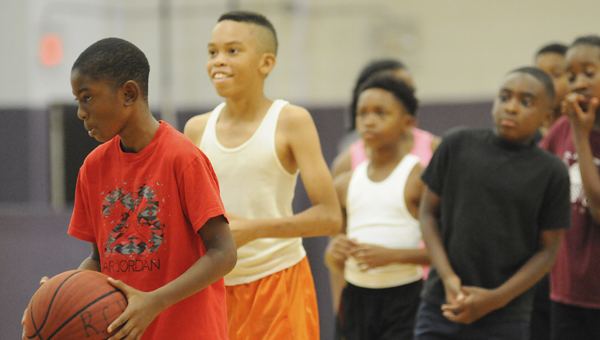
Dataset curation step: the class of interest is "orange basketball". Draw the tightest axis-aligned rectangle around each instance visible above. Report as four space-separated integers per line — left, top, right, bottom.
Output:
23 270 127 340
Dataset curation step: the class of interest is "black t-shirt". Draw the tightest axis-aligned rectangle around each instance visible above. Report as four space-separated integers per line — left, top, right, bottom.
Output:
421 128 570 323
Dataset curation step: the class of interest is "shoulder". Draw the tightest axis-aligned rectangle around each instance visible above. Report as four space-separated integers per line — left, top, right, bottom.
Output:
535 147 568 174
81 139 116 168
161 123 213 169
183 112 212 145
332 147 352 178
277 103 320 146
437 127 484 149
278 103 315 129
413 127 441 152
540 116 571 150
547 116 571 136
524 144 569 186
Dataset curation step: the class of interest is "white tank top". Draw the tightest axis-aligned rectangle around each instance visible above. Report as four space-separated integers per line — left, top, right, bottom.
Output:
200 100 305 285
345 154 423 288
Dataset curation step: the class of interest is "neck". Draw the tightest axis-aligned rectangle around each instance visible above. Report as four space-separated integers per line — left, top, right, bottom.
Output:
223 95 272 121
119 107 160 152
494 130 535 149
369 133 412 167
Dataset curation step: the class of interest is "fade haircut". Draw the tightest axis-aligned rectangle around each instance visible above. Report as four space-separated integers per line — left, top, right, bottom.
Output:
536 42 568 57
508 66 556 103
72 37 150 100
571 34 600 52
357 73 418 117
218 11 278 55
349 59 411 130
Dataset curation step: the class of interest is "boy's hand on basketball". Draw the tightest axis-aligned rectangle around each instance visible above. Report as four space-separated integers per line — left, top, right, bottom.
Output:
441 286 502 324
107 278 164 340
351 243 394 270
564 93 600 137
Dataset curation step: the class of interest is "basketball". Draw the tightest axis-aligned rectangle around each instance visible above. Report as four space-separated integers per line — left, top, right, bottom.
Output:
22 270 127 340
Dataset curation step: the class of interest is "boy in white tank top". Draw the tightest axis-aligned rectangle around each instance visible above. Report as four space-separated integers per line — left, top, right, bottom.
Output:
184 11 342 340
325 74 429 339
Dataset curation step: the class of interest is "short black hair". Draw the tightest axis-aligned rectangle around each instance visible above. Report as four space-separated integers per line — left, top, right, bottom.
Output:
72 37 149 100
357 73 418 117
535 42 567 57
508 66 556 102
218 11 278 54
571 34 600 50
349 59 410 130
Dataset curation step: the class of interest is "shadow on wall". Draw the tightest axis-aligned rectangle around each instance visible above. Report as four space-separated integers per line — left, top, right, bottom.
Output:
0 100 492 340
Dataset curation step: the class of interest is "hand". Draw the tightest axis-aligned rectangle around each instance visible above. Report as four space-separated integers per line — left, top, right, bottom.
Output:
563 93 600 137
441 286 502 324
350 243 394 270
107 278 164 340
325 235 357 271
441 274 464 306
22 276 49 339
228 218 256 248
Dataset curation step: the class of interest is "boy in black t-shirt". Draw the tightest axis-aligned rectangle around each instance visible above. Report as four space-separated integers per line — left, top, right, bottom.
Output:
414 67 571 340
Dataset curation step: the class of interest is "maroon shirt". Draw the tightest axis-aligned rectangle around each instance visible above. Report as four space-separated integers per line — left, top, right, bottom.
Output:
540 116 600 309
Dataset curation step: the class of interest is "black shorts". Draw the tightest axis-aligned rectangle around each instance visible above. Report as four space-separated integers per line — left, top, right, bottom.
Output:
335 280 423 340
530 275 550 340
413 301 530 340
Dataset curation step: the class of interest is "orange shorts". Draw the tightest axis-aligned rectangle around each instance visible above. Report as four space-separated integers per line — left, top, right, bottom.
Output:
226 257 320 340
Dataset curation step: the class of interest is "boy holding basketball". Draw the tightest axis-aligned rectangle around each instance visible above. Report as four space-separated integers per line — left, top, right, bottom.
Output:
414 67 570 340
184 10 341 340
26 38 236 340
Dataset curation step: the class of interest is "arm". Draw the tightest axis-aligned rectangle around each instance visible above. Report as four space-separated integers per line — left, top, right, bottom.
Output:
566 95 600 222
443 228 564 324
419 187 462 304
183 113 211 145
107 215 236 339
231 106 342 246
324 211 354 313
78 243 101 271
351 247 430 269
324 172 355 312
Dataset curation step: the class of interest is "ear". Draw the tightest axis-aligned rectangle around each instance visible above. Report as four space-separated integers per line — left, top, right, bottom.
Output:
121 80 140 106
403 114 417 127
258 52 276 78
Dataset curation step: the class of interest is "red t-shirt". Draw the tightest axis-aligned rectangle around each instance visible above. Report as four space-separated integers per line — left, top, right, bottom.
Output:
540 116 600 309
68 122 228 339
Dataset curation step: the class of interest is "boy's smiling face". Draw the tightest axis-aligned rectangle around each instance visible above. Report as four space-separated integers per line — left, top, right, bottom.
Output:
206 20 274 98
